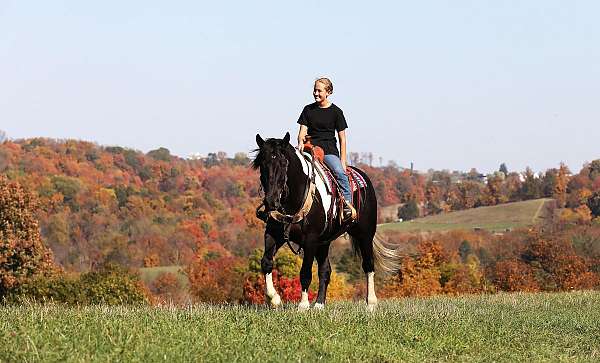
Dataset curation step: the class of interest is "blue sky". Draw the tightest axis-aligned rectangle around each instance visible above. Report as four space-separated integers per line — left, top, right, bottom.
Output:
1 1 598 173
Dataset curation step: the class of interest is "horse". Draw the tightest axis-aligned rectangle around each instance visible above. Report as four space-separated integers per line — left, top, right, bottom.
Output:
252 132 399 311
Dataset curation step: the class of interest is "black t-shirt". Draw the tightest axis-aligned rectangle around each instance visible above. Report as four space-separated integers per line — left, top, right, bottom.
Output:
297 103 348 157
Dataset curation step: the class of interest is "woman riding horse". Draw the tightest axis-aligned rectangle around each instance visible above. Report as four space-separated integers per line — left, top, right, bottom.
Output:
253 132 399 311
297 77 356 222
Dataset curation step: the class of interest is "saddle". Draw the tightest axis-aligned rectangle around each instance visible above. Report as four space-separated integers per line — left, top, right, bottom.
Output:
302 140 366 224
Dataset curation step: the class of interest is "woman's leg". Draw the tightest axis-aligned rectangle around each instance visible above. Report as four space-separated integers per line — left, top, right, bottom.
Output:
323 154 352 203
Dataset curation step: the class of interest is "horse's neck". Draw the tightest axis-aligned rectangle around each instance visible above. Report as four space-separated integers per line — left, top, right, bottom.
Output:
283 149 309 213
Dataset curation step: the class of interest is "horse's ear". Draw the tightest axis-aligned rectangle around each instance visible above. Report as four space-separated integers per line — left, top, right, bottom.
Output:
283 132 290 145
256 134 265 148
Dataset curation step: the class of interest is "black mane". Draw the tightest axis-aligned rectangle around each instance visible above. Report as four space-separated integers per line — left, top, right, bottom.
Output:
251 137 294 170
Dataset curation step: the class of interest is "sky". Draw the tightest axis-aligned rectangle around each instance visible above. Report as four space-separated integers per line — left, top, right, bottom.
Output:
1 1 599 174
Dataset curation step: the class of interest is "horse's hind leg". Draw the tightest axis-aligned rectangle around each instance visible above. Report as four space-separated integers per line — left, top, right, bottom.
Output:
314 244 332 310
348 228 378 312
298 245 317 311
261 221 285 307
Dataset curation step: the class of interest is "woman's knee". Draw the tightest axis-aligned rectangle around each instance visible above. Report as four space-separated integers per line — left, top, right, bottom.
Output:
324 155 343 174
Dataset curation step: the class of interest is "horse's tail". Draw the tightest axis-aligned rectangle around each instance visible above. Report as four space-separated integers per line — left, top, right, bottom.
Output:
349 232 402 277
372 233 402 276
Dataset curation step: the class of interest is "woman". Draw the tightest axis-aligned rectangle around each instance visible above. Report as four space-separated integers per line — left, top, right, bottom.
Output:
297 77 356 221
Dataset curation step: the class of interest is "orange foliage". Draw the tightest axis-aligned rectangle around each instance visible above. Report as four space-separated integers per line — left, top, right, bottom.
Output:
493 259 540 292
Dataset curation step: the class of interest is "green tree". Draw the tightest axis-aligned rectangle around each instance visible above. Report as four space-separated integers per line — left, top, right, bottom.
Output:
499 163 508 175
398 199 419 221
458 240 473 263
588 159 600 181
147 147 171 162
587 191 600 217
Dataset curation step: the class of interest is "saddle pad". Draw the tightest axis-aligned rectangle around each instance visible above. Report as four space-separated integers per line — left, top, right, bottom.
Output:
295 149 333 224
348 167 367 192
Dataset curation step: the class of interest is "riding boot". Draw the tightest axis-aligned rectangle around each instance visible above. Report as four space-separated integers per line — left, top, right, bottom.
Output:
342 199 357 222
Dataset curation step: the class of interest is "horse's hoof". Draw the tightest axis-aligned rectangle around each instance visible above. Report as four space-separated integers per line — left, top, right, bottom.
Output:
314 303 324 310
367 303 377 312
297 301 310 312
270 294 281 307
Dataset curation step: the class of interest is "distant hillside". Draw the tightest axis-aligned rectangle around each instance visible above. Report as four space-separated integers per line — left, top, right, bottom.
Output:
378 198 553 233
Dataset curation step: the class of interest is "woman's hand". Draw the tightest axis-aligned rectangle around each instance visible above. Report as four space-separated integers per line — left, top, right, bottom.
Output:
341 159 347 173
297 125 307 153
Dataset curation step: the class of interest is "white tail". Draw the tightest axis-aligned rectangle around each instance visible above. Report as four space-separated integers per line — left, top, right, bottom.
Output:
372 233 402 276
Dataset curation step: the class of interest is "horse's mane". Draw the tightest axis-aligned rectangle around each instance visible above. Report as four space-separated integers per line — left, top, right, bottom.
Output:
251 138 294 170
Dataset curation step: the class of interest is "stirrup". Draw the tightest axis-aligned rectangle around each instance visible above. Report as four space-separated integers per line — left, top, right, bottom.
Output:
343 201 357 221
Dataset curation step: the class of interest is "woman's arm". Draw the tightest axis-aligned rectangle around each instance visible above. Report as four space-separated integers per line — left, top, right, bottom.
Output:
297 125 308 151
338 129 347 172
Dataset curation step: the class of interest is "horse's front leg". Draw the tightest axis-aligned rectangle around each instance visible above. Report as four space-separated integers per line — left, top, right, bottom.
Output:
313 244 332 310
298 245 316 311
261 221 284 307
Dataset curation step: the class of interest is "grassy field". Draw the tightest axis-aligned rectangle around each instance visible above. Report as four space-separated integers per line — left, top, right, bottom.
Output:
2 291 599 362
379 198 552 233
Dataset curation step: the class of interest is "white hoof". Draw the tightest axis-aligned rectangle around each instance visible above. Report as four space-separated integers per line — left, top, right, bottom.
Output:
314 303 324 310
298 301 310 312
367 303 376 312
270 294 281 307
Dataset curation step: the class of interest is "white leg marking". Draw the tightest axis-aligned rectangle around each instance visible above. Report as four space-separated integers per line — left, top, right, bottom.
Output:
366 272 378 312
265 273 281 307
298 290 310 311
314 302 324 310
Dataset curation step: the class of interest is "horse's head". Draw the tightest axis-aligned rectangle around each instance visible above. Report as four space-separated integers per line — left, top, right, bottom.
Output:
252 132 293 211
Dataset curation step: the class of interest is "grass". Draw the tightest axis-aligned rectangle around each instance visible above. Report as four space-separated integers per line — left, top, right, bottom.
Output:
2 291 600 362
379 198 552 233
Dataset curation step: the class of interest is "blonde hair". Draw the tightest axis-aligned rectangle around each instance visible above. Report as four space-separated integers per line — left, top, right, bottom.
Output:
315 77 333 94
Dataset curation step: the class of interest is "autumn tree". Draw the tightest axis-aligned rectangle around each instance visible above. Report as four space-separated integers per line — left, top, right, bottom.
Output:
554 163 570 208
483 174 507 206
0 177 55 296
493 259 540 292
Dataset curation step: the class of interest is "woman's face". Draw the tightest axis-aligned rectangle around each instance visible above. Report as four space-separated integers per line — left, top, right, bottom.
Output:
313 81 330 104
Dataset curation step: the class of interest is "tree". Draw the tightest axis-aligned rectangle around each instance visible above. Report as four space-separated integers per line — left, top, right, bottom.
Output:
483 174 506 206
499 163 508 175
0 177 55 296
554 163 570 208
398 199 419 221
0 130 6 143
458 240 472 263
147 147 171 162
588 159 600 181
587 191 600 217
520 167 541 200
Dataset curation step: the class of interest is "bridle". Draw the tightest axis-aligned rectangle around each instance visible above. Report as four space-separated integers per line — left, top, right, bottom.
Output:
255 148 316 225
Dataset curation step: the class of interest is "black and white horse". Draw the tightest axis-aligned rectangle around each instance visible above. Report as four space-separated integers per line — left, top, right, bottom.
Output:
253 132 399 311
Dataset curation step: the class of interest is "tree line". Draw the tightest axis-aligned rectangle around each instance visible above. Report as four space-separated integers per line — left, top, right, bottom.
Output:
1 137 599 304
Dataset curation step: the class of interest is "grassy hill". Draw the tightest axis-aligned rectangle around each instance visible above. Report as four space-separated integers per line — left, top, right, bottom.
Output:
378 198 552 233
2 291 598 362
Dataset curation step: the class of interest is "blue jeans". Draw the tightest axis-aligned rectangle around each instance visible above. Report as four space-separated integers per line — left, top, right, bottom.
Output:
323 154 352 203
